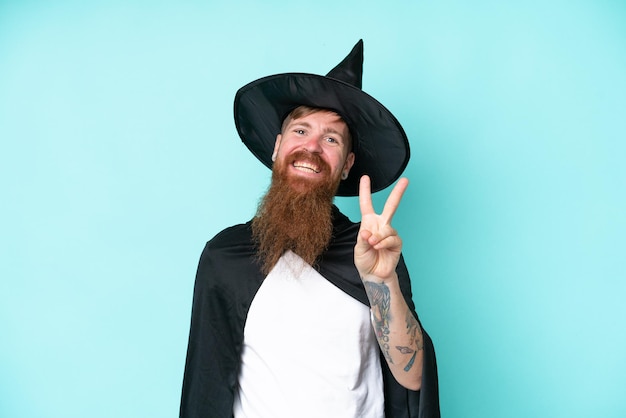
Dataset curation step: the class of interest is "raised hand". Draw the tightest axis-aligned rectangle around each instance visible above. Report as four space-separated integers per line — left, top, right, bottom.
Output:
355 175 423 390
354 175 409 281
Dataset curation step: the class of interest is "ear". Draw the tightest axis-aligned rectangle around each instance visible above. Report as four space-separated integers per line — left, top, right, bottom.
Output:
342 151 356 176
272 134 282 162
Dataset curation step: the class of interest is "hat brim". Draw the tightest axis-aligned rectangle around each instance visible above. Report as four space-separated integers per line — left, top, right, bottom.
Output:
234 73 410 197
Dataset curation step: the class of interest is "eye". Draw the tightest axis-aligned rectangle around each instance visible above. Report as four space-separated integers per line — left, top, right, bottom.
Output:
325 136 339 145
294 129 306 135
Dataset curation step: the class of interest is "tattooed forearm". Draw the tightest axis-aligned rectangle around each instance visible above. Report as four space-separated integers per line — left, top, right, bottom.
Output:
365 281 425 375
364 281 393 363
401 309 424 371
406 309 424 351
404 351 417 372
396 346 414 354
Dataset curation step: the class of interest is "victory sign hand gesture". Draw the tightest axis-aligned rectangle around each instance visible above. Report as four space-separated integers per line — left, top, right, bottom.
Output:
354 175 409 281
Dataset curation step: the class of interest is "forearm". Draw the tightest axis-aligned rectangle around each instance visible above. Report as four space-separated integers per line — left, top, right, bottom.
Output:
363 274 424 391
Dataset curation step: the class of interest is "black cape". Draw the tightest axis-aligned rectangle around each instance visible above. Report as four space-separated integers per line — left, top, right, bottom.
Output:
180 207 440 418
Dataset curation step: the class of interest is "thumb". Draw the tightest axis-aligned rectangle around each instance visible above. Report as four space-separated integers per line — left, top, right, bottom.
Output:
355 229 373 255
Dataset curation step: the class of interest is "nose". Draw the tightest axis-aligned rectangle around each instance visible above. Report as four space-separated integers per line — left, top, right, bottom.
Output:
303 135 322 153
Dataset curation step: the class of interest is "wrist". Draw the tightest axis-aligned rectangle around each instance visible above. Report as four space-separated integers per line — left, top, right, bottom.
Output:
360 271 399 284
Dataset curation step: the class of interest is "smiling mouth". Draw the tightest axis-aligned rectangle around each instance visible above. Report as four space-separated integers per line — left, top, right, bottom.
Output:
293 161 321 174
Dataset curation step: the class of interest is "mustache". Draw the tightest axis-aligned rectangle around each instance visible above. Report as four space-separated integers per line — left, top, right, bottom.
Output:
286 150 330 173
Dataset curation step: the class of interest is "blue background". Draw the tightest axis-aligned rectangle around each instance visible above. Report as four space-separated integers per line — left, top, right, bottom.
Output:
1 1 625 417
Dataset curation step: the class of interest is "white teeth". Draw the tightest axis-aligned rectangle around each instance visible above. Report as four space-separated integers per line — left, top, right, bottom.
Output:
293 161 320 173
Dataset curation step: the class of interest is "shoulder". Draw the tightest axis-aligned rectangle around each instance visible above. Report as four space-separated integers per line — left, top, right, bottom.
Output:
198 221 257 269
195 221 261 288
331 206 360 239
206 221 254 251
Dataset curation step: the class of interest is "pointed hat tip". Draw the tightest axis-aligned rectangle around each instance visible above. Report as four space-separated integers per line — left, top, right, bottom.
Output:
326 39 364 89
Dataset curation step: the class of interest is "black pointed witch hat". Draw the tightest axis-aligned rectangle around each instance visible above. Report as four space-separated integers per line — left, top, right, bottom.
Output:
233 40 410 196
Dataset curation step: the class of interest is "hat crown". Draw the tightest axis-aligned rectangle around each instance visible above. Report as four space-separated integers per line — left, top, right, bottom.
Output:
325 39 363 89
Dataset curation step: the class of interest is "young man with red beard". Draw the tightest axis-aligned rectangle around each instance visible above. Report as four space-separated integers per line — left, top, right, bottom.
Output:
180 41 440 418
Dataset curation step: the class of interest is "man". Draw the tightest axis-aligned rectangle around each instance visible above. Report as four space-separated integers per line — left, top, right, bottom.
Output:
180 40 440 418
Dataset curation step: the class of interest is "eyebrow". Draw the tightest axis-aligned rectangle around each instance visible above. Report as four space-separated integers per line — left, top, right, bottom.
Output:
322 127 345 138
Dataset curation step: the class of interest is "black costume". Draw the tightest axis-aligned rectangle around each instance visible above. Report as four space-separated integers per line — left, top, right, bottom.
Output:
180 207 440 418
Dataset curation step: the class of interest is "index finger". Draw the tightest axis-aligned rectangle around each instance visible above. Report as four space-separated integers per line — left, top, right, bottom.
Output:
358 175 375 216
380 177 409 223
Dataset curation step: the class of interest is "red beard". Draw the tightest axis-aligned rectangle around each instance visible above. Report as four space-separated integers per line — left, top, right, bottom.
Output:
252 150 342 275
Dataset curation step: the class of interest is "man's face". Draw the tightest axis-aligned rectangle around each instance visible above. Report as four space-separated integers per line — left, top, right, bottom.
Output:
272 110 355 189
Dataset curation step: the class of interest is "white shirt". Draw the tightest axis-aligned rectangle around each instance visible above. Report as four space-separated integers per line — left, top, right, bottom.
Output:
233 251 384 418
